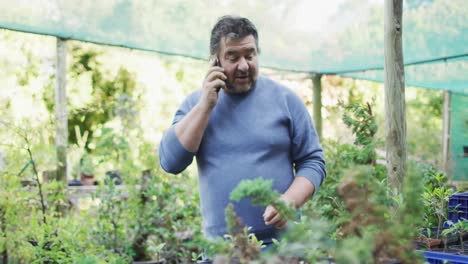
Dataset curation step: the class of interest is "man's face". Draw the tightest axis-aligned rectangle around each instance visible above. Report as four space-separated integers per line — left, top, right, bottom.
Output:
219 35 259 94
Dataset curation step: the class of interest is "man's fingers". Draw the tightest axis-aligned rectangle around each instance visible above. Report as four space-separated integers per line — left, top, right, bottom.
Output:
266 212 282 226
205 66 225 78
208 79 225 91
206 71 227 82
264 205 287 228
263 206 277 222
275 219 288 230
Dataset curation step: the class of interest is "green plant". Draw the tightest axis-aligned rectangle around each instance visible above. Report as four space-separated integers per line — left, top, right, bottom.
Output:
230 178 297 221
333 165 424 263
92 178 127 257
311 100 386 236
421 167 453 239
69 125 89 180
0 124 100 263
79 152 95 176
123 168 202 262
202 178 298 263
442 220 468 251
220 204 263 263
42 46 142 152
93 127 129 173
338 99 379 165
271 213 335 263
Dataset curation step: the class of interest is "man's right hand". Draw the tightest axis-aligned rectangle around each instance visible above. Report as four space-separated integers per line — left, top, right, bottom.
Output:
198 59 227 112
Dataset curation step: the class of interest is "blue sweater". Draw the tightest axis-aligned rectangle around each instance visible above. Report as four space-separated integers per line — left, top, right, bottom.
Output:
159 76 326 241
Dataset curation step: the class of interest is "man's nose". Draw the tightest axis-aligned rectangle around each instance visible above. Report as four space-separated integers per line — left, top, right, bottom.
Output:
237 57 249 72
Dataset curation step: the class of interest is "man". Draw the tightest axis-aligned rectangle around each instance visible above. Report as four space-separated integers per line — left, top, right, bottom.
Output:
159 15 326 246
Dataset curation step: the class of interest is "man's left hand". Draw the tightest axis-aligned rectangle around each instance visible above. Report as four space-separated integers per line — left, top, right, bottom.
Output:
263 195 292 230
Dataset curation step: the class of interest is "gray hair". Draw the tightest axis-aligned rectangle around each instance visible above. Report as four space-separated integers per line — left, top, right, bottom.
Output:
210 15 260 57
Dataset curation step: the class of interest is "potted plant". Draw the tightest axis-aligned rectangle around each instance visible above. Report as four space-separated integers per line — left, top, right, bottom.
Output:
442 219 468 254
419 168 453 247
79 153 95 186
69 126 89 186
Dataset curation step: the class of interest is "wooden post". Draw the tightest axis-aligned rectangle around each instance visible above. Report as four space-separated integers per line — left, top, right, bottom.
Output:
384 0 406 191
312 74 323 139
442 90 451 176
55 38 68 183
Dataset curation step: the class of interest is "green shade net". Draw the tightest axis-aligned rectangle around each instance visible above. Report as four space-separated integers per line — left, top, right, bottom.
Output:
450 92 468 181
0 0 466 93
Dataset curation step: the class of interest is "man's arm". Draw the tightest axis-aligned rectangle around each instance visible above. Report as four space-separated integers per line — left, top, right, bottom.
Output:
263 90 326 229
175 61 226 152
159 61 226 173
174 103 212 152
263 176 314 229
282 176 315 208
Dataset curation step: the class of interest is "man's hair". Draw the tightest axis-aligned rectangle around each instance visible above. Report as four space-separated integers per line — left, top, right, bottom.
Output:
210 15 259 57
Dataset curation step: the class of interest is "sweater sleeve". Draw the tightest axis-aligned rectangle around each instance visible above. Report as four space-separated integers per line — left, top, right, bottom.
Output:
288 92 327 192
159 96 197 174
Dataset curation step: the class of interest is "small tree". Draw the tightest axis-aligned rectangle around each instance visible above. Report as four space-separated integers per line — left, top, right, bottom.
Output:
442 219 468 252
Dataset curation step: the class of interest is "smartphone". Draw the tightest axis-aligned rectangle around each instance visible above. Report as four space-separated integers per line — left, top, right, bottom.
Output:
214 57 225 92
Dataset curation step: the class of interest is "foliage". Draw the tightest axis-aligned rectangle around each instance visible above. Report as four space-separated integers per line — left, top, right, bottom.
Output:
338 99 378 165
124 169 202 262
312 163 423 263
271 213 335 263
0 119 201 263
212 163 424 263
92 178 127 256
442 220 468 251
420 166 453 239
0 122 129 263
230 178 297 221
79 152 95 176
311 99 386 235
42 45 142 152
92 127 130 172
213 204 262 263
405 89 443 164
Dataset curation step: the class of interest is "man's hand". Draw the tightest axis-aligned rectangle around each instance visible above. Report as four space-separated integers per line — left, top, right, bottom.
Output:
199 59 227 112
263 195 294 230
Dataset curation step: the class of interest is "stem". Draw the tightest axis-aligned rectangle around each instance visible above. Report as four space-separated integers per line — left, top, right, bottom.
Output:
26 141 47 226
1 207 8 264
437 215 442 240
461 232 464 252
444 236 447 252
112 219 118 254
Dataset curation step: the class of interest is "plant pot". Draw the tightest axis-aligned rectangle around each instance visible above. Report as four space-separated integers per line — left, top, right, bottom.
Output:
80 173 95 186
422 227 443 239
133 260 166 264
20 179 37 187
106 170 122 185
197 260 212 264
42 170 57 182
413 237 442 250
448 244 468 255
430 247 460 254
413 239 427 250
68 179 82 186
443 231 462 246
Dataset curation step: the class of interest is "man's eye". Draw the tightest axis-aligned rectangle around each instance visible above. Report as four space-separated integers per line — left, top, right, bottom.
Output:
227 56 238 62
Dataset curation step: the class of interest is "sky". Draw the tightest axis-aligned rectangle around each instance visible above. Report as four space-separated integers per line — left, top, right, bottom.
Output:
288 0 346 33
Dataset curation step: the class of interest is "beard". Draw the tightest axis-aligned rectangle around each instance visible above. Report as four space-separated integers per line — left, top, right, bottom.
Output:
225 71 256 94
